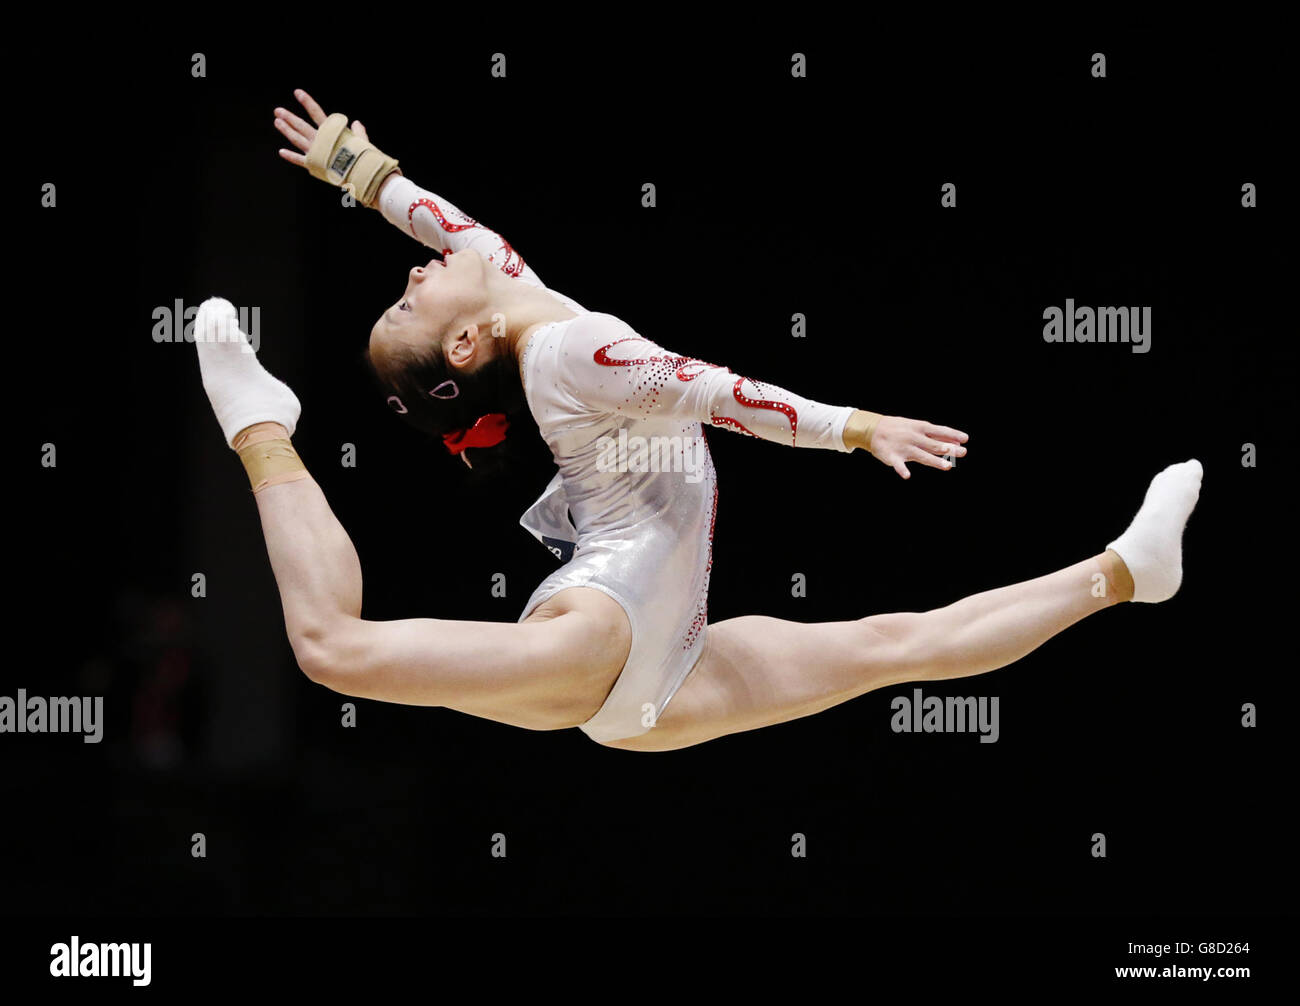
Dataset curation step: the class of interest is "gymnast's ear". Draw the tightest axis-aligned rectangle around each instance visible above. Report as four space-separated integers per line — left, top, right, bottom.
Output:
446 323 480 369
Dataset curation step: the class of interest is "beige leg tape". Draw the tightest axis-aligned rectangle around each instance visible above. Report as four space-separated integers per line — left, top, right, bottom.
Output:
305 113 400 207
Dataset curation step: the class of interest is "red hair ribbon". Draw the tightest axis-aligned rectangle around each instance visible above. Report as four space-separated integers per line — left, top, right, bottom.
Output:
442 412 510 455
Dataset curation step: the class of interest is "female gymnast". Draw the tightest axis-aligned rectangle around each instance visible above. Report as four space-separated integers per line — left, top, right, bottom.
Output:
192 88 1203 751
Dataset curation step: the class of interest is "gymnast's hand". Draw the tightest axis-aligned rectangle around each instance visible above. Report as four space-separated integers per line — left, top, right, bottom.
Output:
273 89 402 202
845 411 969 479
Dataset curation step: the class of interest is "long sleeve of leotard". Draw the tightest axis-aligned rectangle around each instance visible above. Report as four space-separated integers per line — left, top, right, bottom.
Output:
553 312 856 452
377 174 547 288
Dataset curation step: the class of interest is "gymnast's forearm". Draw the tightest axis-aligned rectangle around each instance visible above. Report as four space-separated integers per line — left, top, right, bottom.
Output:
674 366 859 452
375 172 536 282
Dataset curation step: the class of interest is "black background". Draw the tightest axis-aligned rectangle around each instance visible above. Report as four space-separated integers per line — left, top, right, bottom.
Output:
4 20 1292 984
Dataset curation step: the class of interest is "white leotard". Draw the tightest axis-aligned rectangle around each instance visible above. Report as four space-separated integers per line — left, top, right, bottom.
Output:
380 177 856 742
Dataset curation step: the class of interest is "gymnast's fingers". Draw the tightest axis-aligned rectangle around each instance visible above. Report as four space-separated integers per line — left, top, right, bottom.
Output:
278 148 307 168
924 422 969 443
294 88 328 126
910 446 953 471
922 436 965 457
351 120 368 140
274 108 315 148
893 457 911 479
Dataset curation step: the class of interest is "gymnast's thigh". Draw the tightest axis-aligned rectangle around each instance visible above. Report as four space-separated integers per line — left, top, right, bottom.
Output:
473 585 632 727
602 614 906 749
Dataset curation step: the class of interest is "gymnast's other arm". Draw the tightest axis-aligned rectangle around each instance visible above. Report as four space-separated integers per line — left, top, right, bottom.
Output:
562 313 970 479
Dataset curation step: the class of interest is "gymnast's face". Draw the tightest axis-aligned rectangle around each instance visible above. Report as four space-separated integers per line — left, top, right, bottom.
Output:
369 248 494 370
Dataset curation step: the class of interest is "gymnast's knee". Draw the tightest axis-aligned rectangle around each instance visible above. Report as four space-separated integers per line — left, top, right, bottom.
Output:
861 608 979 681
290 633 337 687
288 615 362 689
854 611 935 678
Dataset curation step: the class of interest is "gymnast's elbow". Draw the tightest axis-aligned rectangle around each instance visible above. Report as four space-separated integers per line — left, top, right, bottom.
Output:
288 618 410 703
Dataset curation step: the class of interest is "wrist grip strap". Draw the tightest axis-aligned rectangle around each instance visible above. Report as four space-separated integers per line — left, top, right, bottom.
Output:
305 113 400 206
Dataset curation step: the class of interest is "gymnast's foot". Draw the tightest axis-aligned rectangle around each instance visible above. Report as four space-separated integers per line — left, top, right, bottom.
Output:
194 297 301 447
1105 459 1204 603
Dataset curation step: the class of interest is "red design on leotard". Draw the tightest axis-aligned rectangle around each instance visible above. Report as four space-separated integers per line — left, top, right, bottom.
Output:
683 444 719 650
491 236 527 277
593 338 717 380
594 339 800 443
707 415 759 438
594 338 727 418
731 377 798 443
407 198 527 277
407 197 478 236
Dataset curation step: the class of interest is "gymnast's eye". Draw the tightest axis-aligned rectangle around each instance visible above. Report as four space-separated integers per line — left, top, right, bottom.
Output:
399 302 411 312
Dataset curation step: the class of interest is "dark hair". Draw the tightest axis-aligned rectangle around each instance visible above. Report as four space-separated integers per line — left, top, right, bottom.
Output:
365 336 528 474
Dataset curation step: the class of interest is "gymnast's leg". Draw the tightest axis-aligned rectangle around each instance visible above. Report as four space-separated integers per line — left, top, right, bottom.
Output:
603 461 1202 751
193 298 628 730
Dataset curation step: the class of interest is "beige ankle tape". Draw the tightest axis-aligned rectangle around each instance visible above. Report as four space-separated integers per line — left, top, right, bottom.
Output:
1101 548 1136 603
236 436 309 493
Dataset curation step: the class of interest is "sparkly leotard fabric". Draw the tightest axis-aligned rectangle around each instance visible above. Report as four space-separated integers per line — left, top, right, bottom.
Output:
380 177 856 742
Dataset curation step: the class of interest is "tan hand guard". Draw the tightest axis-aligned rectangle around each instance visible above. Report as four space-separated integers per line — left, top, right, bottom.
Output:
305 113 399 206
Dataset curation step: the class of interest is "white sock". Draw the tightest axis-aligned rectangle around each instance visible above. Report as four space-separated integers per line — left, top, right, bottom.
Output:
194 297 301 447
1106 459 1203 603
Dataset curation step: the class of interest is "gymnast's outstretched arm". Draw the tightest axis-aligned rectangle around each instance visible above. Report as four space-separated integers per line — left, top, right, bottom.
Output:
274 89 548 288
556 312 970 477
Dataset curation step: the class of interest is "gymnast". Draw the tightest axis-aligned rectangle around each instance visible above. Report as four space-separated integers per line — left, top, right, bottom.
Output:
191 88 1202 751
